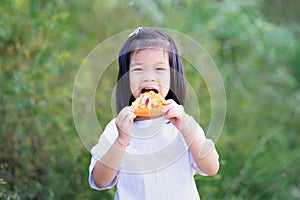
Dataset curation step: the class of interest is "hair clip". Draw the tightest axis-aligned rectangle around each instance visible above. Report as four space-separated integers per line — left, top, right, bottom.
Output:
129 27 143 38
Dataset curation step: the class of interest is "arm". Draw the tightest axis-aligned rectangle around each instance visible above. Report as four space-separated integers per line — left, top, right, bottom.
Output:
163 101 219 176
180 114 219 176
92 107 135 188
92 137 128 188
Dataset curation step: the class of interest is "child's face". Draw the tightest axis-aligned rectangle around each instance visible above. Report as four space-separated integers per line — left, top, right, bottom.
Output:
129 49 170 99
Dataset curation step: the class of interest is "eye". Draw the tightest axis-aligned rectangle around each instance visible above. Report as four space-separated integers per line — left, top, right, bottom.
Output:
155 64 169 71
131 66 143 72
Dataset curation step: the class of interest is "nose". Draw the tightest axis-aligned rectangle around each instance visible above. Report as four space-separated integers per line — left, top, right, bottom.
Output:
142 70 156 82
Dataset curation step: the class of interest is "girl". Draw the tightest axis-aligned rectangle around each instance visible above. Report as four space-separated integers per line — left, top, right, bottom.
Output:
89 27 219 200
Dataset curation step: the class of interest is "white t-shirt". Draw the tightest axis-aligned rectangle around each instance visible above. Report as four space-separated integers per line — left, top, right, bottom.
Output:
89 117 206 200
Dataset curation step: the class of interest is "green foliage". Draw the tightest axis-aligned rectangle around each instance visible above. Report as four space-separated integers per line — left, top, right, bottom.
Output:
1 0 299 199
0 0 113 199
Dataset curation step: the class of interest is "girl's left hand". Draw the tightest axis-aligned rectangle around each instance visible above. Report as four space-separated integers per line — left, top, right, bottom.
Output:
162 99 187 131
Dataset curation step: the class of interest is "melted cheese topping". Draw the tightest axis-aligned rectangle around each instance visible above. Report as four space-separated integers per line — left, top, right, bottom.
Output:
131 91 164 110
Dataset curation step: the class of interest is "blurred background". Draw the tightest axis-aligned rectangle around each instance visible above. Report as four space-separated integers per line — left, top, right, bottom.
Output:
1 0 299 199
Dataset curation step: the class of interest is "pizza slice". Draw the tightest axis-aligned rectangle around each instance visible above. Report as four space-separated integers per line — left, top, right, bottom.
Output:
131 90 169 117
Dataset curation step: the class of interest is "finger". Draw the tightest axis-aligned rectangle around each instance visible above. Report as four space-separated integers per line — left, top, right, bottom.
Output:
117 109 128 121
165 105 183 118
129 114 136 123
163 99 174 105
165 110 181 121
118 107 135 121
162 103 175 113
162 99 179 112
126 112 136 122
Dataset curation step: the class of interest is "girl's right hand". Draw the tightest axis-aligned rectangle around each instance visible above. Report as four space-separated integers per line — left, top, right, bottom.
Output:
115 106 136 145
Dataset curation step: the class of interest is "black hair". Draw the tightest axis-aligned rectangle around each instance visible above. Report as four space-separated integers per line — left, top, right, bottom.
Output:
116 27 186 113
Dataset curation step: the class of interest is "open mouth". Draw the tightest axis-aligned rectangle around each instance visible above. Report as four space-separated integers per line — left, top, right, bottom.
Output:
141 88 159 94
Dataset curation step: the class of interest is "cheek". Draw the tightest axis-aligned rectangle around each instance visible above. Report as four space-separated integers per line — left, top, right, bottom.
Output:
129 75 139 97
160 74 171 97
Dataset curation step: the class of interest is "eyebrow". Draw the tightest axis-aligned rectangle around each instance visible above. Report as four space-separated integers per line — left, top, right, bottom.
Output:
130 61 143 66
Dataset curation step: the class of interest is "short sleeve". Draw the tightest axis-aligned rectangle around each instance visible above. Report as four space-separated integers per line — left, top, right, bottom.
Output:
90 119 119 161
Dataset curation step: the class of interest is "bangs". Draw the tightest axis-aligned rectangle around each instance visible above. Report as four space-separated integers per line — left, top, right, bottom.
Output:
128 39 171 56
119 29 172 57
